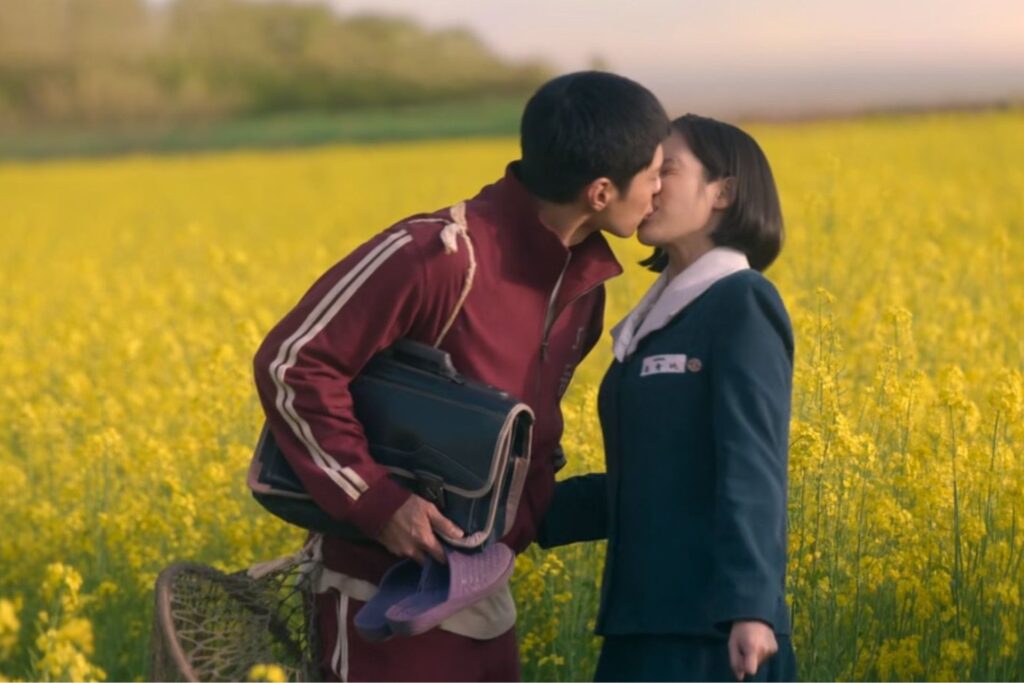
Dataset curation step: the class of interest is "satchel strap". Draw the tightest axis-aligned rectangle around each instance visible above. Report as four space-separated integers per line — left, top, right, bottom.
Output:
408 201 477 348
433 201 476 347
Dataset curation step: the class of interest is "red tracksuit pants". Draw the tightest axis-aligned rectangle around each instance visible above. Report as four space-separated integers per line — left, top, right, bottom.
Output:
316 589 521 682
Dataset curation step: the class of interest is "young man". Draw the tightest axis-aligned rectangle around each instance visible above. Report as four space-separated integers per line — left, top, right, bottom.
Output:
252 71 668 681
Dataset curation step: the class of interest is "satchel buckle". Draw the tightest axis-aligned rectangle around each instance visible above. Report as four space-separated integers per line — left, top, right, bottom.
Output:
413 471 446 510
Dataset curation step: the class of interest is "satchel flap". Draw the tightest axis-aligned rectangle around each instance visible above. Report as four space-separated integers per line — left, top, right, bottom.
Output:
351 368 524 494
348 347 531 495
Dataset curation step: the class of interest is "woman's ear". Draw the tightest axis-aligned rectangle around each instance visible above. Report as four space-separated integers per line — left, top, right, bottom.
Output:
585 177 615 212
712 177 737 210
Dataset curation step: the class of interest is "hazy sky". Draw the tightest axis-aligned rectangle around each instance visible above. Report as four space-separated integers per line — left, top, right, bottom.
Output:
319 0 1024 116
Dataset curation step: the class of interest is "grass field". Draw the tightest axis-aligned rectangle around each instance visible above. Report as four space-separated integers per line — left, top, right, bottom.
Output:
0 98 524 162
1 110 1022 681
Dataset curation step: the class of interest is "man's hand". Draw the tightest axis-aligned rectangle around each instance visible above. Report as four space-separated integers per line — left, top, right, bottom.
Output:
728 620 778 681
377 494 464 565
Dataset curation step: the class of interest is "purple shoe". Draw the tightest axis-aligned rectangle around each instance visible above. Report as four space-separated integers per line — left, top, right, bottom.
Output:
384 543 515 638
352 558 421 642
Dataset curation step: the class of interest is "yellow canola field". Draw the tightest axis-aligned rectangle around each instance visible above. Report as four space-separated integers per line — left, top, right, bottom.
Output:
1 111 1022 681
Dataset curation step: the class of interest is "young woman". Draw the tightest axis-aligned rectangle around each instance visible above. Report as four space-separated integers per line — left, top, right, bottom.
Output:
539 114 797 682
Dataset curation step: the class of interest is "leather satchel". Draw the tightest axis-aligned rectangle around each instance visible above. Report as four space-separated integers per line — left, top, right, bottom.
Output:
247 203 535 550
247 339 534 550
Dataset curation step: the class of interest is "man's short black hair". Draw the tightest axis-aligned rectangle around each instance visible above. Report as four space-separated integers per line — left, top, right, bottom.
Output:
641 114 784 272
518 71 670 203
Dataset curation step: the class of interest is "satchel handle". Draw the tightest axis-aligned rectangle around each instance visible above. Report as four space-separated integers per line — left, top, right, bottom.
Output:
386 339 460 381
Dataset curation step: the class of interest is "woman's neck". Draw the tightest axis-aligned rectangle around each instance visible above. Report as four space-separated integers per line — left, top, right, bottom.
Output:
663 234 716 279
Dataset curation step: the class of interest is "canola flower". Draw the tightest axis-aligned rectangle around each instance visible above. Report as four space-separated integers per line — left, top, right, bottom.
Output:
0 598 21 681
0 564 105 682
248 663 289 682
0 111 1022 680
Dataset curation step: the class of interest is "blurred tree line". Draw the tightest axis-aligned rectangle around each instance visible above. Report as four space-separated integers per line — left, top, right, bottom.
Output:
0 0 550 128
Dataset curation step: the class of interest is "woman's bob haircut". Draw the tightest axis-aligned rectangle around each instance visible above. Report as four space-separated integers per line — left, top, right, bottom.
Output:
640 114 784 273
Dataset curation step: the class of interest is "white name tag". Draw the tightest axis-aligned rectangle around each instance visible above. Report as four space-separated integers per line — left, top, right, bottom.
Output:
640 354 689 376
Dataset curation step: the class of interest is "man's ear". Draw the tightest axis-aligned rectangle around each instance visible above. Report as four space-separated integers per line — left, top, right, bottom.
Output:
713 177 737 210
584 177 616 212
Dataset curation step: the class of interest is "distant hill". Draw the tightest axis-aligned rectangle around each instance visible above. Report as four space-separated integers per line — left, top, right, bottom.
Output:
0 0 551 128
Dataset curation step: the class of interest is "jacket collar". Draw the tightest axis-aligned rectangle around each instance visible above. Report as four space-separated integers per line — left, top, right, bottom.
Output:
611 247 749 361
470 163 623 298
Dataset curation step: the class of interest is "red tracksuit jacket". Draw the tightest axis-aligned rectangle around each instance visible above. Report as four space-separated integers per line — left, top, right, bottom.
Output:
252 163 622 582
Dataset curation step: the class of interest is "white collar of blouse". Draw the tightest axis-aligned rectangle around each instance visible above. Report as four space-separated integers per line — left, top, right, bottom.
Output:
610 246 750 362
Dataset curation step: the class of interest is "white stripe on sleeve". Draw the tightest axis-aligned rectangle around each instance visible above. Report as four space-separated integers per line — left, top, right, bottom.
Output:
267 230 413 500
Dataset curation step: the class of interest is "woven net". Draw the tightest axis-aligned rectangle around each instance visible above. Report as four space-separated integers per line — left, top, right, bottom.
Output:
150 558 320 682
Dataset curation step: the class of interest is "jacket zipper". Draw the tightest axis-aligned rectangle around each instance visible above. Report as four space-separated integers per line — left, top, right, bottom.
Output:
541 253 572 362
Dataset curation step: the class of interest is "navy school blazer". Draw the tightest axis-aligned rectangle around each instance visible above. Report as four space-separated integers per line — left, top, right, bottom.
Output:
538 269 794 638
